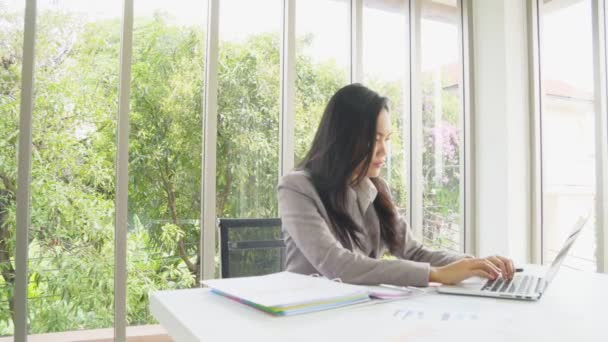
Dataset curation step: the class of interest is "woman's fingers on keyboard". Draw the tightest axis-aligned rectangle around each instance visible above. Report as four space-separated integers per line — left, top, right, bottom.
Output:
487 256 507 279
473 259 500 279
498 256 515 278
471 269 493 280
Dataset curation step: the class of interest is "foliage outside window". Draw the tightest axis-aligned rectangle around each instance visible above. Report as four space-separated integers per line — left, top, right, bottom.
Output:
0 0 469 336
0 6 351 335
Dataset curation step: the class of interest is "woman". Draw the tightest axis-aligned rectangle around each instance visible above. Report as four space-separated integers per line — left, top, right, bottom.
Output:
278 83 514 286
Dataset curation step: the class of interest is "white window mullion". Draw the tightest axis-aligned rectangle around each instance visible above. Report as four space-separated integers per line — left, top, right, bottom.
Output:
114 0 134 340
528 0 543 264
592 0 608 273
280 0 296 177
403 0 413 229
350 0 363 83
461 0 477 255
410 0 424 241
15 0 37 340
202 0 220 281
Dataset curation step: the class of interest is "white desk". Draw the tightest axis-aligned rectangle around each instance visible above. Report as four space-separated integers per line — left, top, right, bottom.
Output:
150 265 608 341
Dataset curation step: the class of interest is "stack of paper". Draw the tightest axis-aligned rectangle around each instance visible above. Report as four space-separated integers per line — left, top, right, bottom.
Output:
202 272 372 316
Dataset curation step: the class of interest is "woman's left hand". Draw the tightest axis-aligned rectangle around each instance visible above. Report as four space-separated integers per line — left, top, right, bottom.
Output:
482 255 515 279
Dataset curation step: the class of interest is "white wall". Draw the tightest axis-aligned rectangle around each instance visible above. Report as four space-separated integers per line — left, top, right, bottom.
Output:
472 0 531 263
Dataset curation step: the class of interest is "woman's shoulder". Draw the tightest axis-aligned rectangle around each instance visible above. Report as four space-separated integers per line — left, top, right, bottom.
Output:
277 169 330 220
278 169 314 192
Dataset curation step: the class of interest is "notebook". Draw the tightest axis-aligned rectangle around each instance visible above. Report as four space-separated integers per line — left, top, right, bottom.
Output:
201 272 416 316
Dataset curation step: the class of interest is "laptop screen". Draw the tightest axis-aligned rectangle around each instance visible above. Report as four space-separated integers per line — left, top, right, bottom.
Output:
543 215 589 285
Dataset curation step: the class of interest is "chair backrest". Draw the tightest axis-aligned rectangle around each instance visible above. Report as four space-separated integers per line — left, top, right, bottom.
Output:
218 218 284 278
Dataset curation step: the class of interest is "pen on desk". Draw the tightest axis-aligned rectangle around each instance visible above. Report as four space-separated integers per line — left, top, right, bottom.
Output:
515 268 524 272
379 284 426 294
379 284 411 292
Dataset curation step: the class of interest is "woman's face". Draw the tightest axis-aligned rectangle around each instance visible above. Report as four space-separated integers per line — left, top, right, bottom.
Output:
366 109 391 178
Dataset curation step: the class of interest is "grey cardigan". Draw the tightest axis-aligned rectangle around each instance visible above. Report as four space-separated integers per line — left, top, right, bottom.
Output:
277 170 466 287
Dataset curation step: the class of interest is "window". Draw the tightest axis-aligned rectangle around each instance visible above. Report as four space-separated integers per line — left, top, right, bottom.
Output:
294 0 349 164
539 0 598 271
128 0 206 325
0 0 24 337
216 0 281 220
415 0 464 252
215 0 282 277
362 0 408 210
29 0 121 333
4 0 477 338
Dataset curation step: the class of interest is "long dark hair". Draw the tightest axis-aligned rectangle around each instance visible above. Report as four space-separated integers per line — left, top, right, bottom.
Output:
298 83 402 253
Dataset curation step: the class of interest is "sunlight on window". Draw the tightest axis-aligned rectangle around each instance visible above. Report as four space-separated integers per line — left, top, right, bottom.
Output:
215 0 282 281
0 0 23 337
419 0 463 252
217 0 281 221
28 0 121 334
540 0 597 272
362 0 408 211
294 0 349 164
127 0 206 325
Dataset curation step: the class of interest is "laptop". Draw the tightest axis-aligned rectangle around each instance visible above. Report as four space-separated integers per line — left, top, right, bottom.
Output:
437 215 589 301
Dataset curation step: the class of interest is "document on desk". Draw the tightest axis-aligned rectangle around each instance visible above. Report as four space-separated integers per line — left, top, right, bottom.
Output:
202 272 372 316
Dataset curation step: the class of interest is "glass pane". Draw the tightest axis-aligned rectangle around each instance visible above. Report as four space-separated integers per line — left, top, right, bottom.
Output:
0 0 23 336
294 0 349 164
363 0 408 210
29 0 121 333
216 0 281 221
540 0 597 271
418 0 463 252
128 0 206 325
216 0 281 277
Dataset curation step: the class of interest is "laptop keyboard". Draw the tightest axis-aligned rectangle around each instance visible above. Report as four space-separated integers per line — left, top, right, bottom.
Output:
482 275 543 296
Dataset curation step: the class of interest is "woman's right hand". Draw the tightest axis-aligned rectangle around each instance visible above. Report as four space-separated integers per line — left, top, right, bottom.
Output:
429 258 502 285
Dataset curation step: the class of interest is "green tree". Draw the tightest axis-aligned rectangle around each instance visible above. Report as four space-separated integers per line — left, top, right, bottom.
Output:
0 8 350 333
1 9 120 333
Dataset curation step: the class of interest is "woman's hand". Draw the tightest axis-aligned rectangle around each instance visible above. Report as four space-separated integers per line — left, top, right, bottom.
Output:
481 255 515 280
429 257 505 285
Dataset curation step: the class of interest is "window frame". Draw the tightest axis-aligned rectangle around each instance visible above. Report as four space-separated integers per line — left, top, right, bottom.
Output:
409 0 472 252
530 0 608 272
592 0 608 273
12 0 476 339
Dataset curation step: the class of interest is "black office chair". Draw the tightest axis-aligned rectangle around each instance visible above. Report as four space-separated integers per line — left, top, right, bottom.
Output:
218 218 285 278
